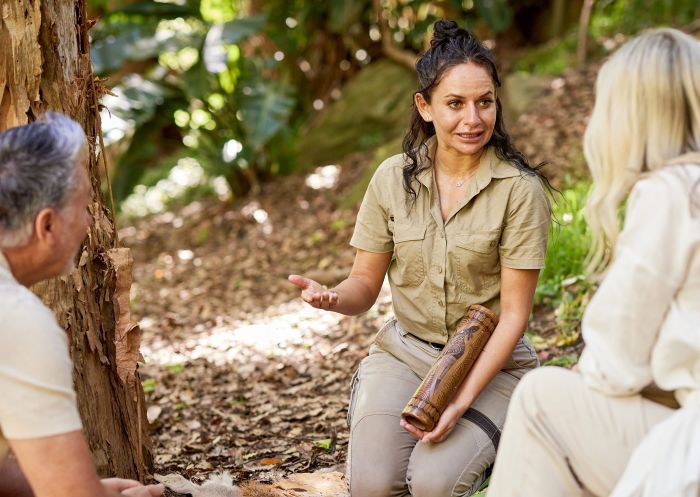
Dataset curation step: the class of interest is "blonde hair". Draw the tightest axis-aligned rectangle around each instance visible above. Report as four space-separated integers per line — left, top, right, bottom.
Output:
584 28 700 275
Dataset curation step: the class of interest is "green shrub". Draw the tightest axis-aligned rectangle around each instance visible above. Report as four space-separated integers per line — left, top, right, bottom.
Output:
536 181 592 307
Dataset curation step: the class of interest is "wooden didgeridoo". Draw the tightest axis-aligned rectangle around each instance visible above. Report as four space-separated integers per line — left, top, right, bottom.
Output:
401 304 498 432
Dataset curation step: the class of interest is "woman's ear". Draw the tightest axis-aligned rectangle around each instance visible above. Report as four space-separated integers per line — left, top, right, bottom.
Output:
415 93 433 123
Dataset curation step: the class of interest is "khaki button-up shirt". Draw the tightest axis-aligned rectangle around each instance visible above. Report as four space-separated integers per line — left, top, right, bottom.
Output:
350 142 551 344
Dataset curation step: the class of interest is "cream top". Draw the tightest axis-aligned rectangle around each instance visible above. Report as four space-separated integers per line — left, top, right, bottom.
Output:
0 251 82 460
578 161 700 497
579 163 700 402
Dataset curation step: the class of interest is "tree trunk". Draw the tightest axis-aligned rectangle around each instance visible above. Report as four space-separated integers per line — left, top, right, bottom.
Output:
577 0 595 67
0 0 151 480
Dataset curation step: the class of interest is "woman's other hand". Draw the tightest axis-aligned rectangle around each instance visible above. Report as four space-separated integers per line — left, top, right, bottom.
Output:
101 478 164 497
399 402 464 444
288 274 339 310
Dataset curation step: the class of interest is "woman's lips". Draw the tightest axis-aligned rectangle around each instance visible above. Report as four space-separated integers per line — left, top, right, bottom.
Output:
456 131 484 143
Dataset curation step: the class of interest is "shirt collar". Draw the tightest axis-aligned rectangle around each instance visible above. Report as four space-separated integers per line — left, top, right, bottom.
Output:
0 250 17 283
415 136 521 190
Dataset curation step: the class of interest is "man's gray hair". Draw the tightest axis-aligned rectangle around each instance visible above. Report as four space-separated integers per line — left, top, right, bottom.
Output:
0 112 87 248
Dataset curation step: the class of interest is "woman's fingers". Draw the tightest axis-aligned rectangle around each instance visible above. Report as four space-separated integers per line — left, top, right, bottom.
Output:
400 418 424 440
289 275 338 309
122 484 165 497
421 407 460 443
288 274 311 290
307 290 339 309
101 478 142 492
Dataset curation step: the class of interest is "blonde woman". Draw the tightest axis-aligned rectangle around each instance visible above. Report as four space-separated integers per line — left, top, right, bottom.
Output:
487 28 700 497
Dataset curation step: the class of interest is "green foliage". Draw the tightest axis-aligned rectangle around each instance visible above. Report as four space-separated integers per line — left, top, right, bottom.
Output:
93 1 298 202
591 0 700 38
471 475 490 497
95 0 696 207
533 181 593 350
315 438 332 450
142 378 157 393
239 80 296 150
536 181 592 306
339 135 403 209
512 30 579 76
514 0 699 77
296 61 413 170
544 354 578 367
474 0 513 33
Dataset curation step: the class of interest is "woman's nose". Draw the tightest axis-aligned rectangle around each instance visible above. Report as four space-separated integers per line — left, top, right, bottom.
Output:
462 103 481 125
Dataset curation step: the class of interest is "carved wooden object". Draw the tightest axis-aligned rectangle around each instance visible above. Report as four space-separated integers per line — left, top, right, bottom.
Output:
401 304 498 431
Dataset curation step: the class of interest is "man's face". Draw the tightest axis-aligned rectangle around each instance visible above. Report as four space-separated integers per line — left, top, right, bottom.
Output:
54 163 92 275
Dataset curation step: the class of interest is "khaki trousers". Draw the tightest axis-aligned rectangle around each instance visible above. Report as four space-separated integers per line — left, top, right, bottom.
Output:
486 367 675 497
347 318 538 497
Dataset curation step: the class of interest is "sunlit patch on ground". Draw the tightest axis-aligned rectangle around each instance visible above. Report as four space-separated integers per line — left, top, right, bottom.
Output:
141 300 346 366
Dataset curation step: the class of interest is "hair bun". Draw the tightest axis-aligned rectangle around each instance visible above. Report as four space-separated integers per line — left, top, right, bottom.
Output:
431 20 467 47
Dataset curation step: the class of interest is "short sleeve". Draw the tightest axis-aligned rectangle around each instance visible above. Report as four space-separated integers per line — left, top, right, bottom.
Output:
579 173 689 395
0 298 83 440
499 174 551 269
350 162 394 253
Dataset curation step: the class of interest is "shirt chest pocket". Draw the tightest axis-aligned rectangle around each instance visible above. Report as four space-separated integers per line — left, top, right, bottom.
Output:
392 224 427 287
453 231 501 294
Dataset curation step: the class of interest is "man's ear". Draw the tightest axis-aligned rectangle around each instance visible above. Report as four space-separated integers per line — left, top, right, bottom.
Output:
415 93 433 123
33 208 59 246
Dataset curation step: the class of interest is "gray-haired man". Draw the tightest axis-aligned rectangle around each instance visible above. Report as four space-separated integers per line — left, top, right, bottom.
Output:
0 113 163 497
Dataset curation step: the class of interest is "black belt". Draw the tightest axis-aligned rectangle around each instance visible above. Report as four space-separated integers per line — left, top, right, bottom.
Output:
407 332 445 350
462 407 501 452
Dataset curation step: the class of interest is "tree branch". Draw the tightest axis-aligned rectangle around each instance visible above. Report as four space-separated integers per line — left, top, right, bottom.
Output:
373 0 417 71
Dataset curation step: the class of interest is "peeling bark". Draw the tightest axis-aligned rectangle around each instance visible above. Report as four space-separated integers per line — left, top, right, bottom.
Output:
0 0 151 479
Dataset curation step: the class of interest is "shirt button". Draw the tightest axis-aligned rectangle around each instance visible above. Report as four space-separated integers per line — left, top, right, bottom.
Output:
437 267 443 274
438 300 444 307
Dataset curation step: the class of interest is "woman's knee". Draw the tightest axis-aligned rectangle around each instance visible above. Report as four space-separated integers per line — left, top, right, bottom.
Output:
349 414 414 497
511 367 569 409
350 479 398 497
407 463 485 497
349 463 403 497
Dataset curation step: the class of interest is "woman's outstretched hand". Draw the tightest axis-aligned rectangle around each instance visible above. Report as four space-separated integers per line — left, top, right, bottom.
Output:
288 274 339 310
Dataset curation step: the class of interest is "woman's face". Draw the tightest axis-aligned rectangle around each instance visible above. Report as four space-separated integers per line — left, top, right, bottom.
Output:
416 62 497 159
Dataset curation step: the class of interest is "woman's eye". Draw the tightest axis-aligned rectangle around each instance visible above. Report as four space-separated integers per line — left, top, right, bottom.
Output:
448 100 462 109
479 99 494 108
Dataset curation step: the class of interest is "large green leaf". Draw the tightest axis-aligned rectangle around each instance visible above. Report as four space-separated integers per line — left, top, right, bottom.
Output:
474 0 513 33
219 14 267 44
239 82 296 150
91 20 203 74
203 15 267 73
111 96 186 201
328 0 366 33
114 1 199 18
103 74 174 127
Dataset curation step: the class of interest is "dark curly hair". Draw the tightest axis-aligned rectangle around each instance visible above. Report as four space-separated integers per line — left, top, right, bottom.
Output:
402 20 549 204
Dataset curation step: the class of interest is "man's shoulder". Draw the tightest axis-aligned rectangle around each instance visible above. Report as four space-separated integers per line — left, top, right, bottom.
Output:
0 281 62 340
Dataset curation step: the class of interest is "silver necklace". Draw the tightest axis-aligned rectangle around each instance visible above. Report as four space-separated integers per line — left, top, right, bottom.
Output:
454 169 477 187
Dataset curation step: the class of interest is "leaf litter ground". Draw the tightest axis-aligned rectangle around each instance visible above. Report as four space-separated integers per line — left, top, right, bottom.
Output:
120 65 595 491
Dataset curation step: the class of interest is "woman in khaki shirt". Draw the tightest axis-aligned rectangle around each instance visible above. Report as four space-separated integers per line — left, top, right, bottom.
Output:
290 20 550 497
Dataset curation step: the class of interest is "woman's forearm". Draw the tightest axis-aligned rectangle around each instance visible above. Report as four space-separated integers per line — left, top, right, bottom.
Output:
449 267 540 411
451 313 527 411
330 275 383 315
